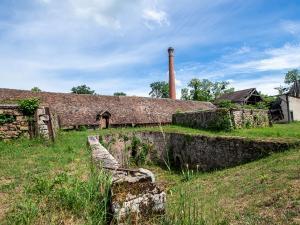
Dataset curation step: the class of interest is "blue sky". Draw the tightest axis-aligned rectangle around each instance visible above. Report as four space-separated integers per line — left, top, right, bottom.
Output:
1 0 300 97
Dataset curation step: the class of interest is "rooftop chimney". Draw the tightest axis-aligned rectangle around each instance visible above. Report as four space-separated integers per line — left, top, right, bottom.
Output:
168 47 176 100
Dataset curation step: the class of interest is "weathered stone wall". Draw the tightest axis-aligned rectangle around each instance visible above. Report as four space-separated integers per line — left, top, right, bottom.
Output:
0 104 59 141
0 105 29 140
102 131 299 171
172 108 270 130
169 133 297 171
102 132 171 167
231 109 270 128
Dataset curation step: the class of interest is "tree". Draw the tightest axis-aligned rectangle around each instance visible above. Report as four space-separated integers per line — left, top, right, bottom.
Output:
181 79 234 101
275 69 300 95
181 88 190 100
149 81 169 98
31 87 41 92
114 92 127 96
71 85 95 95
284 69 300 85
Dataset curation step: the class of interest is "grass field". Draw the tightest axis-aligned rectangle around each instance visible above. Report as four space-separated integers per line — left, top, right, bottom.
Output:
0 123 299 224
96 122 300 141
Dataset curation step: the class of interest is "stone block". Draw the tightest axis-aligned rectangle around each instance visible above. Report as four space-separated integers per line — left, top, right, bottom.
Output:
16 116 25 121
39 124 48 130
37 108 45 115
39 115 49 121
110 169 166 224
87 136 166 224
20 126 29 131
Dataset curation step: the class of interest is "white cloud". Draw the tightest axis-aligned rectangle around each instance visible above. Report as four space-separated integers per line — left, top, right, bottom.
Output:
281 20 300 35
143 9 169 27
232 43 300 71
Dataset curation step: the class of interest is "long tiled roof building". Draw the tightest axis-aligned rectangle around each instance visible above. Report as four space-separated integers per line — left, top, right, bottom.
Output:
0 88 215 128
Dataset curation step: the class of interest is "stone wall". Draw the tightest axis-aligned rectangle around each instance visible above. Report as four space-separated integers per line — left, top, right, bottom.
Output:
0 104 29 140
102 131 299 171
172 108 270 130
0 104 59 141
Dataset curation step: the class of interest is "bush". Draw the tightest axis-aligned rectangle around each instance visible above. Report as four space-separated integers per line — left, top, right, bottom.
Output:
0 114 16 125
18 98 40 116
215 100 235 109
207 109 233 131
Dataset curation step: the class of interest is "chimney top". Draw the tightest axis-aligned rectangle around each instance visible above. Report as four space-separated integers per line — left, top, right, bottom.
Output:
168 47 174 55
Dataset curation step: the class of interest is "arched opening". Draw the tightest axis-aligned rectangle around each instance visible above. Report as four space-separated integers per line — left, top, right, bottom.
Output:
96 110 111 129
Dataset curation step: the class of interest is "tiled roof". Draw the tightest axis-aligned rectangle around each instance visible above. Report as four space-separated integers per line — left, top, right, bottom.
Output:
0 88 216 127
217 88 257 103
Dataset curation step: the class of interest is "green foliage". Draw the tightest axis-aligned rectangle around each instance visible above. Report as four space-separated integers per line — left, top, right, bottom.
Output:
207 109 233 131
215 99 236 109
71 84 95 95
149 81 169 98
275 69 300 95
18 98 40 116
181 88 191 100
130 136 151 166
77 125 87 131
181 164 197 182
6 199 39 225
113 92 126 96
5 166 112 225
31 87 41 92
0 114 16 125
181 79 234 101
284 69 300 85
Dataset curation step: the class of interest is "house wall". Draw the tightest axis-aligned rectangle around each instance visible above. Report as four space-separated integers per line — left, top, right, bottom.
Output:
279 95 300 122
289 96 300 121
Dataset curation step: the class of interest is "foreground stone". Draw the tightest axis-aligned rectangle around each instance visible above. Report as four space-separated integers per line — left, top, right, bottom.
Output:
87 136 166 224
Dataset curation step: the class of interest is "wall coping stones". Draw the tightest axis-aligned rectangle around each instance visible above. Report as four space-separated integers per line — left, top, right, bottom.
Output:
87 135 166 224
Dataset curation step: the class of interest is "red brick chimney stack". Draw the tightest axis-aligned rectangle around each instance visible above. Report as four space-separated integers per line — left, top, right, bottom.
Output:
168 47 176 100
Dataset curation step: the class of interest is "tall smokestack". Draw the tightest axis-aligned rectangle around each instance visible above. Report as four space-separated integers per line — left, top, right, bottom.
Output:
168 47 176 100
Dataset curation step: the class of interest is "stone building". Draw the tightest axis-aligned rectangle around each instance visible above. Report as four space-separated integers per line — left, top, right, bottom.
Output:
0 88 215 129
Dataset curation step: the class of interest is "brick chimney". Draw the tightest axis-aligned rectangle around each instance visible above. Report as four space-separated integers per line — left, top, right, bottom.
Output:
168 47 176 100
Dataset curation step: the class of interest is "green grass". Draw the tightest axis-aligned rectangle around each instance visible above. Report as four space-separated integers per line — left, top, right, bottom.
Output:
0 124 300 224
0 132 111 225
147 147 300 224
86 122 300 141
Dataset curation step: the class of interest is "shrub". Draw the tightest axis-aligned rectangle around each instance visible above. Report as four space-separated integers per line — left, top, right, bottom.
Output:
215 100 235 109
207 109 233 131
18 98 40 117
130 136 151 166
0 114 16 125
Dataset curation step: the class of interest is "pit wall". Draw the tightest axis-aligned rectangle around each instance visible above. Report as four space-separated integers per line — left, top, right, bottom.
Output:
102 131 299 171
172 109 270 130
0 104 59 141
